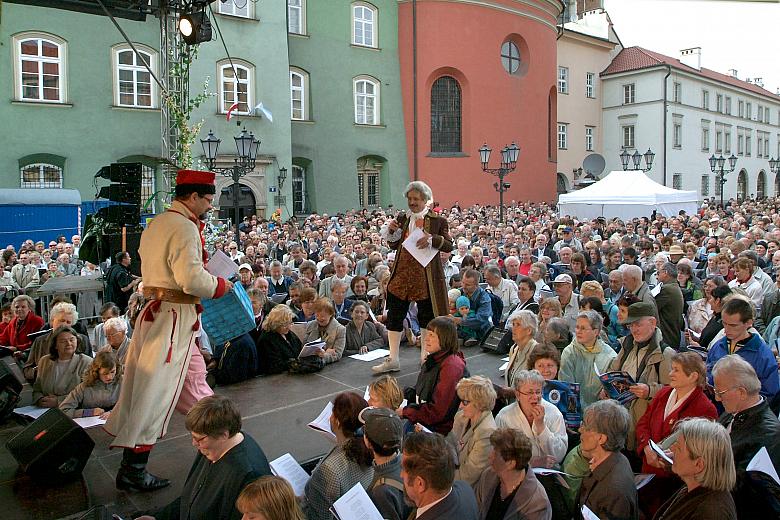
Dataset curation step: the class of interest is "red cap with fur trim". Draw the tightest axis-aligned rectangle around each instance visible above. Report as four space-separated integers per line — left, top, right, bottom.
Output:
176 169 215 186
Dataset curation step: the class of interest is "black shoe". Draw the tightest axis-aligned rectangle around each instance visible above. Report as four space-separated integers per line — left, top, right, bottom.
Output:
116 466 170 492
464 338 479 347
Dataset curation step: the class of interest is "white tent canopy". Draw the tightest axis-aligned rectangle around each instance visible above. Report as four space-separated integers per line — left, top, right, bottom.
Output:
557 170 699 220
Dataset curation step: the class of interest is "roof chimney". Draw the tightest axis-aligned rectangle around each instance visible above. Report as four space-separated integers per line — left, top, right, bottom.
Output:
680 47 701 71
753 77 764 88
728 69 738 78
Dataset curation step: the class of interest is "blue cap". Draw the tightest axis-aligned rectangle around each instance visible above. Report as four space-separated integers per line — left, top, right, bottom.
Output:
456 296 470 309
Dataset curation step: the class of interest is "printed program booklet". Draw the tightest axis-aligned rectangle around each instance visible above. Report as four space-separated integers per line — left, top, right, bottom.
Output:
543 379 582 428
594 362 637 406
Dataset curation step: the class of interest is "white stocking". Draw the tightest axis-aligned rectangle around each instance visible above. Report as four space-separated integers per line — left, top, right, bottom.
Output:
387 330 402 363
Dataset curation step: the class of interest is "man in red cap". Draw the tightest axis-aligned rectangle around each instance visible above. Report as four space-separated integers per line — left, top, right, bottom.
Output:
105 169 233 491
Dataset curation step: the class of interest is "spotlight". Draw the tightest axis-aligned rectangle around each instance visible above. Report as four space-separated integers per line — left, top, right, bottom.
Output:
179 10 212 45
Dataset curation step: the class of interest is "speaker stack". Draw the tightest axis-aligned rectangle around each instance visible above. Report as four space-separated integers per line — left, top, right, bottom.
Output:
0 356 24 421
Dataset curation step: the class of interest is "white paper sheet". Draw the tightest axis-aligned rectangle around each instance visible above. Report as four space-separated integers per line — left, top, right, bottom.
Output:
502 356 510 362
205 250 239 279
747 446 780 485
308 402 336 443
650 284 662 297
401 228 438 268
270 453 311 497
349 348 390 362
299 339 326 358
74 416 106 429
498 361 509 373
14 405 47 419
532 468 572 489
330 482 384 520
634 473 655 490
581 504 599 520
416 423 433 434
650 439 674 465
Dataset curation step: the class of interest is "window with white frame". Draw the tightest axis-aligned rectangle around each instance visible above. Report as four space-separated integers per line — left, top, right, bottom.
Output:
557 67 568 94
113 45 156 108
352 3 377 47
702 90 709 110
716 130 723 153
746 102 752 119
738 100 744 117
622 125 635 149
701 175 710 196
758 136 764 157
557 123 568 150
290 68 308 120
357 161 381 208
218 61 252 114
623 83 635 104
725 96 731 115
673 174 682 190
218 0 250 17
725 131 731 154
288 0 305 34
758 105 764 122
746 134 752 156
585 126 594 151
354 76 379 125
702 128 709 151
20 163 63 188
585 72 595 98
14 33 66 103
673 82 681 103
716 94 723 112
738 133 744 155
673 123 682 148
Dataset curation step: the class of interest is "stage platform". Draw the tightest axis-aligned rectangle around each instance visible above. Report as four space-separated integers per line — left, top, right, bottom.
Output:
0 343 507 519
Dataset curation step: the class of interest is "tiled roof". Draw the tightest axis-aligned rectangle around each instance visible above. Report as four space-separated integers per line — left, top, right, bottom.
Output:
601 46 779 100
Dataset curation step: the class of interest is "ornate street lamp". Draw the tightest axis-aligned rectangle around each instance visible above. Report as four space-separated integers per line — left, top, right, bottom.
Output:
709 153 737 208
620 148 654 172
479 141 520 223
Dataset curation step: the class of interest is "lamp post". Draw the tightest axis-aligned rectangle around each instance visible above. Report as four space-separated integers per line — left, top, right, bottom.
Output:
201 128 260 241
479 142 520 223
709 153 738 208
770 157 780 176
619 148 655 172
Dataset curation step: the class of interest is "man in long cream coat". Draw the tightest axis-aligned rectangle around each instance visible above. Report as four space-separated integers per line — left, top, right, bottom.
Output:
104 170 232 491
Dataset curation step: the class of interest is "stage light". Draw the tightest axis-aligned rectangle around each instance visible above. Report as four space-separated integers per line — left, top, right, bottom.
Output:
179 10 211 45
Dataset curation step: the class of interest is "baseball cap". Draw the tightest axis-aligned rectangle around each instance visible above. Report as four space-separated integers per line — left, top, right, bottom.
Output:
359 407 402 451
563 227 573 233
622 302 656 324
238 263 252 272
553 273 573 284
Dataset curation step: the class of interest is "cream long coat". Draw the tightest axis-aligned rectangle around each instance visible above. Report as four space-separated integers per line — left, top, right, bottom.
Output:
104 200 222 448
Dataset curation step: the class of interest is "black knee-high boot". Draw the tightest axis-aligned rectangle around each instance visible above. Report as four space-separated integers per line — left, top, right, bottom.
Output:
116 448 170 492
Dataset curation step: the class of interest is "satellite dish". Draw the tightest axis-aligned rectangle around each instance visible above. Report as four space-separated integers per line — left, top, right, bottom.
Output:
582 153 606 178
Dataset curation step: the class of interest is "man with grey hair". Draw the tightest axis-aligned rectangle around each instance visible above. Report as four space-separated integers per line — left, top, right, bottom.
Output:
605 269 624 304
713 355 780 517
503 255 521 284
484 265 518 323
267 259 293 300
102 316 130 363
620 264 657 312
496 369 568 465
318 255 353 299
654 261 684 349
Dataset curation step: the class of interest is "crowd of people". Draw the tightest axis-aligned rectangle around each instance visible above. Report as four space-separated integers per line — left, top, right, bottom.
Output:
3 192 780 519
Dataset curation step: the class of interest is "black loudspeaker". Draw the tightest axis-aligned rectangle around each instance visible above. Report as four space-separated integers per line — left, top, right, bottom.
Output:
480 326 513 354
105 231 143 277
6 408 95 481
0 356 24 420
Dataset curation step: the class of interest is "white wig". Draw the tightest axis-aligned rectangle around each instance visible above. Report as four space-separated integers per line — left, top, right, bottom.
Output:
404 181 433 202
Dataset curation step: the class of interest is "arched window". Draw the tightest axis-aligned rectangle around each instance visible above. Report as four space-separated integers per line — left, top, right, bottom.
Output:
737 169 748 201
13 33 67 103
113 44 157 108
290 68 309 121
354 76 380 125
20 162 63 188
218 61 253 114
357 157 383 208
430 76 462 153
757 170 766 199
352 3 377 47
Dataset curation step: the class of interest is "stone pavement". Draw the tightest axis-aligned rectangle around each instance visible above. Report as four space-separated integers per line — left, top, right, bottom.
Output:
0 342 507 519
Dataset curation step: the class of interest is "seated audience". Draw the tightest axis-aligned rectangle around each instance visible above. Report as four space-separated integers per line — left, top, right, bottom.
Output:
400 432 479 520
137 395 271 520
400 317 467 435
348 275 370 302
496 370 568 467
344 301 383 355
502 311 539 394
534 298 562 344
304 298 346 365
446 375 497 486
248 288 275 343
330 280 353 322
60 350 122 419
24 302 91 383
93 302 121 351
209 333 258 386
0 294 44 357
458 269 493 341
635 352 718 516
31 325 92 407
257 305 303 375
653 418 737 520
295 287 318 322
576 400 638 520
304 392 374 520
474 428 552 520
689 285 730 350
712 355 780 518
559 310 617 408
100 316 130 364
360 407 412 520
235 476 305 520
543 317 572 353
706 297 779 400
367 375 404 410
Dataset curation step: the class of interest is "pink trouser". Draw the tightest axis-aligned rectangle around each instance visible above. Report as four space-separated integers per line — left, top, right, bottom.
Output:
175 340 214 415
